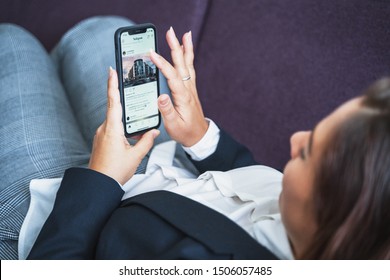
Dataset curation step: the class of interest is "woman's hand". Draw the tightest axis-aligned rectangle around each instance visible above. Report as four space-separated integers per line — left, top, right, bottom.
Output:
150 27 208 147
88 67 160 185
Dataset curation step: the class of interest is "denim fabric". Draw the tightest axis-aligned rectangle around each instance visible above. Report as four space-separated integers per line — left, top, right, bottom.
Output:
0 16 171 259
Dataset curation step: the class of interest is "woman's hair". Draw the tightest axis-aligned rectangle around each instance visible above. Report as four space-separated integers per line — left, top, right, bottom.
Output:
302 77 390 259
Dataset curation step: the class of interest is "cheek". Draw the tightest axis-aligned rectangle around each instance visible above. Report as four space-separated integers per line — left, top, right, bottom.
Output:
281 160 313 208
280 164 298 222
280 160 316 237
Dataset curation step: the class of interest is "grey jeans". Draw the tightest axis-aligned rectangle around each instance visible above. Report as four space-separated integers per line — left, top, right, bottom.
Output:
0 16 171 259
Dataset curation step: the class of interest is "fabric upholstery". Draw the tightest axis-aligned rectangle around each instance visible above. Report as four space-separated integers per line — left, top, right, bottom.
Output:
1 0 389 170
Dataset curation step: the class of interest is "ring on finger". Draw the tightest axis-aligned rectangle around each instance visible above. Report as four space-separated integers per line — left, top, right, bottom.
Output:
182 75 191 81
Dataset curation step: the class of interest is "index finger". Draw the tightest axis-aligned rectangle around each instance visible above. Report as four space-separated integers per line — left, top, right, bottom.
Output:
166 27 190 79
150 49 188 100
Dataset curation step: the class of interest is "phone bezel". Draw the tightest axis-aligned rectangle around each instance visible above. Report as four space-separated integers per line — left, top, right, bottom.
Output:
114 23 161 138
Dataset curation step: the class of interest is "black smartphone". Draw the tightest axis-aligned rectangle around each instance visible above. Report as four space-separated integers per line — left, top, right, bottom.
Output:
114 23 161 137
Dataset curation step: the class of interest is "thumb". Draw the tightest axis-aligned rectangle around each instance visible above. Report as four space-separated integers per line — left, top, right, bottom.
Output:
132 129 160 160
106 67 123 131
158 94 177 122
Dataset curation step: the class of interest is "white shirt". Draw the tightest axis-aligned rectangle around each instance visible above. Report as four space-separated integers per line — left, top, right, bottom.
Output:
18 119 293 260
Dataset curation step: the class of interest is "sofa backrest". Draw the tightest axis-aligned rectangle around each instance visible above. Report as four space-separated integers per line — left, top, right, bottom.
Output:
1 0 389 170
195 0 390 169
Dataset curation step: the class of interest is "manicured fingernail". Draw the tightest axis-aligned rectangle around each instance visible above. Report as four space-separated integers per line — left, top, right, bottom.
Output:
109 66 114 77
188 31 192 44
169 26 175 36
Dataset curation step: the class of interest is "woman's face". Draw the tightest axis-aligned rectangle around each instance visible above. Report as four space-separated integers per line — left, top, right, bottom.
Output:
280 97 362 257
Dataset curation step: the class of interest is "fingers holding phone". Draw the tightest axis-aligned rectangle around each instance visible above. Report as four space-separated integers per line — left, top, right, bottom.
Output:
89 24 207 183
89 67 159 185
105 66 123 131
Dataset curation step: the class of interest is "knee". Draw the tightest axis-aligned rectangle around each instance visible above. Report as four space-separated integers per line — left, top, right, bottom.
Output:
0 23 42 50
54 15 134 59
81 15 134 28
0 23 27 35
65 15 134 39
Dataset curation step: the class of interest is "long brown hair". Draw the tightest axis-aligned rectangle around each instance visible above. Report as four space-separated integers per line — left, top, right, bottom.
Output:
302 78 390 259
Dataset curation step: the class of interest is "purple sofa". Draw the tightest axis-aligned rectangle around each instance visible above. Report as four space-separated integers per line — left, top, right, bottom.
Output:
2 0 390 171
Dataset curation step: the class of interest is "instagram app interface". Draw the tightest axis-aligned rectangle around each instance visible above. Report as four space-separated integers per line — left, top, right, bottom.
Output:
120 28 159 135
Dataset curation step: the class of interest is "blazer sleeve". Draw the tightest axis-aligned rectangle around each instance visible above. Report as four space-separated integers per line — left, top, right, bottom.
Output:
27 167 124 260
189 129 258 174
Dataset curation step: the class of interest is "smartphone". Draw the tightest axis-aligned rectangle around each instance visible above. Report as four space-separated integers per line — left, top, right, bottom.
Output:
114 23 161 137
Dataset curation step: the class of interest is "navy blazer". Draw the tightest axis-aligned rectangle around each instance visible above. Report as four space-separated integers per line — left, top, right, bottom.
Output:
28 130 278 260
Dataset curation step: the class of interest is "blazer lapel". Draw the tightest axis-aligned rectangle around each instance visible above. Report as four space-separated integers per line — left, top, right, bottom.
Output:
121 190 277 259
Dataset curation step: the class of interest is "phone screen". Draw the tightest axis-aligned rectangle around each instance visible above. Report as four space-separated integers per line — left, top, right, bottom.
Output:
118 26 160 136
